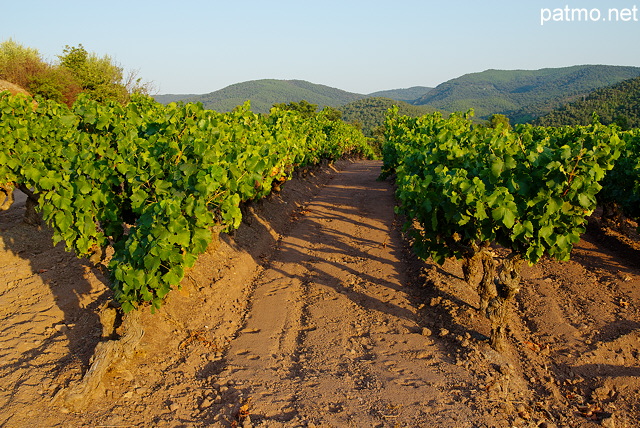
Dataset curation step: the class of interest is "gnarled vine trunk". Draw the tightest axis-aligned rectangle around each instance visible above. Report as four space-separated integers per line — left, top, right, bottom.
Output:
17 184 40 226
461 243 481 285
485 254 524 352
477 251 498 314
60 308 144 411
463 250 524 352
462 246 498 314
0 183 14 211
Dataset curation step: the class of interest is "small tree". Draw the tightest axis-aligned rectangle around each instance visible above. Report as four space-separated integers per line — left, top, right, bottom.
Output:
486 113 512 130
58 44 128 103
273 99 318 117
613 115 630 131
124 68 156 95
29 66 82 106
321 106 342 122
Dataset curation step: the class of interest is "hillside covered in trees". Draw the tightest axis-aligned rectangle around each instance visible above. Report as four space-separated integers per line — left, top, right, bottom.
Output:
367 86 432 103
340 97 438 136
178 79 367 114
534 76 640 128
413 65 640 123
155 85 433 111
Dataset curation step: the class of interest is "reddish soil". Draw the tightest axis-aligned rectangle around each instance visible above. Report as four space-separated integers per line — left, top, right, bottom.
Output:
0 159 639 427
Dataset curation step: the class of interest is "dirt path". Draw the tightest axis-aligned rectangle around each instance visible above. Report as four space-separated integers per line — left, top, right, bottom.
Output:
1 159 639 427
210 161 496 427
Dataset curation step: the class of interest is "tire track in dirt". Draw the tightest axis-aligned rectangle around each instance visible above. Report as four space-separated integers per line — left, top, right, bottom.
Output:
210 160 502 427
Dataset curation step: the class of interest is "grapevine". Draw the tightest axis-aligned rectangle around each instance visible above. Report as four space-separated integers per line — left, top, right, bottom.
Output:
382 107 623 350
598 129 640 227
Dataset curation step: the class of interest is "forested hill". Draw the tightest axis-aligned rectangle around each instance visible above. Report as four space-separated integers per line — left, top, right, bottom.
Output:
340 97 438 137
154 83 432 113
413 65 640 123
368 86 432 103
534 76 640 128
175 79 367 113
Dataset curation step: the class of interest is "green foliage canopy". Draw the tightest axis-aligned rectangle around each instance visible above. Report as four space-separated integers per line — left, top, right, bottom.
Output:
58 44 128 103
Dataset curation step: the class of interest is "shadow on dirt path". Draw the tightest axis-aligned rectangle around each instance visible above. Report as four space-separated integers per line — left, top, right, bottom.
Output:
0 190 109 426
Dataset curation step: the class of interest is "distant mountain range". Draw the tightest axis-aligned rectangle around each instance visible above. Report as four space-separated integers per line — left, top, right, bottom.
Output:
153 65 640 126
155 80 368 113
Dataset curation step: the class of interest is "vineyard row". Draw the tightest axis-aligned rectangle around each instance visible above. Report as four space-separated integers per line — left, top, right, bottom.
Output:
381 108 640 349
0 92 375 312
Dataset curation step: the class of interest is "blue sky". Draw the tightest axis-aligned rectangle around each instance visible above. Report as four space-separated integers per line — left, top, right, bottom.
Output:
2 0 639 95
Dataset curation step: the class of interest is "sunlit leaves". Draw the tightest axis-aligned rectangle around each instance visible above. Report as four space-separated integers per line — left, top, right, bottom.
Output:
384 109 624 265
